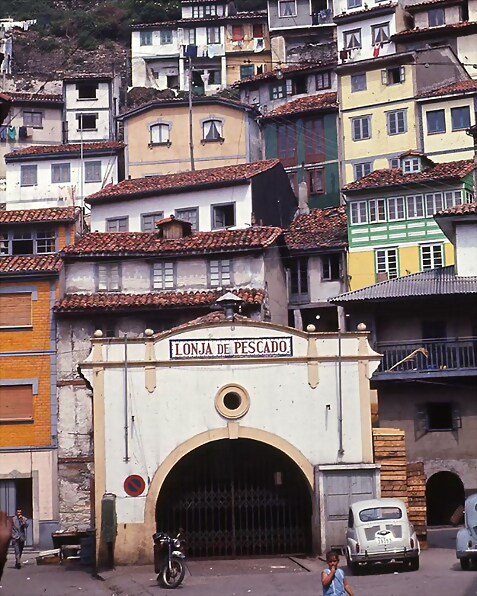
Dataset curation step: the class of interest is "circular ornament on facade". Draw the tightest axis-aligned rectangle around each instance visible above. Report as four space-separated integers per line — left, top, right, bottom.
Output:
215 384 250 419
124 475 146 497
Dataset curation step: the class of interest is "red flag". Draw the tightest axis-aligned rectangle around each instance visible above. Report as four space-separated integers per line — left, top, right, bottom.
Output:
373 43 380 58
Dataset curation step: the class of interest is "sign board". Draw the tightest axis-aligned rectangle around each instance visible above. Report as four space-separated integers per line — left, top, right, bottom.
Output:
124 475 146 497
170 336 293 360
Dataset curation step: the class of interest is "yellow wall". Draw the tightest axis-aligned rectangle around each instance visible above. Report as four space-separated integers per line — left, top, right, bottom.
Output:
226 54 272 86
125 104 251 177
224 22 270 54
421 96 476 161
348 242 455 291
0 280 54 448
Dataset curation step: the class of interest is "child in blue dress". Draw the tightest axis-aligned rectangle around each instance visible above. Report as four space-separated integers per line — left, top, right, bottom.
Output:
322 550 354 596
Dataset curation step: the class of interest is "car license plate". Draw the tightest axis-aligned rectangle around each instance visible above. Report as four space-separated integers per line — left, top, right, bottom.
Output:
377 536 391 545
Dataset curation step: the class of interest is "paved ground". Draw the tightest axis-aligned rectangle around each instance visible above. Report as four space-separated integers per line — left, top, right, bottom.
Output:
1 528 476 595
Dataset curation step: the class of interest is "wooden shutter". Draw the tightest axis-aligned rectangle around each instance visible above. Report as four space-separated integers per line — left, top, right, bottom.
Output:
0 385 34 420
0 293 32 327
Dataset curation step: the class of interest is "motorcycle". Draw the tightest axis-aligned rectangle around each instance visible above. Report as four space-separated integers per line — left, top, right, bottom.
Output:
153 531 186 589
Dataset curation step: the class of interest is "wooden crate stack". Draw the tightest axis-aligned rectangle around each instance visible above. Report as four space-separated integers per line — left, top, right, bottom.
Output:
372 428 427 547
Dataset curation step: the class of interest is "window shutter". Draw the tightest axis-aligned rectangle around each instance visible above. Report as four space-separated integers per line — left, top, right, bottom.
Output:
415 405 429 436
381 69 388 85
0 293 32 327
0 385 34 420
286 79 293 96
98 265 108 290
400 66 406 82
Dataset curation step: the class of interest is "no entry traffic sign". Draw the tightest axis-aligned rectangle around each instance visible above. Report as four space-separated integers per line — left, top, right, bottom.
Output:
124 475 146 497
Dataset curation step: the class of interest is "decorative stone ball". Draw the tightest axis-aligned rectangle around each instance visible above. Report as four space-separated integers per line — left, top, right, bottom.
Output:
357 323 367 331
93 329 103 338
306 324 316 332
145 328 154 337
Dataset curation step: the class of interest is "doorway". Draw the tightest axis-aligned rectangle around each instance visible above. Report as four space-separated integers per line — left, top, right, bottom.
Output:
426 471 465 525
0 478 33 545
155 439 312 557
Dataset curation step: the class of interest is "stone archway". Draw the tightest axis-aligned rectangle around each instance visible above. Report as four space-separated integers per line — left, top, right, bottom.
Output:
426 470 465 526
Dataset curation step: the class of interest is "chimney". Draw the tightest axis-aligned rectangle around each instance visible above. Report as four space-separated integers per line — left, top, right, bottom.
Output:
156 215 193 239
297 181 310 216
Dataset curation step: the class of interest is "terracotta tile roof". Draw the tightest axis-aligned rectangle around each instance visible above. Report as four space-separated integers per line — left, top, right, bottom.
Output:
417 79 477 98
263 93 337 118
132 11 266 29
54 288 265 313
5 141 125 160
233 62 336 87
334 2 396 21
405 0 463 12
0 207 80 225
86 160 281 203
63 73 113 81
0 255 62 274
343 159 476 193
166 310 251 332
331 266 477 303
436 201 477 216
285 207 347 251
1 91 63 104
392 20 477 38
60 227 283 257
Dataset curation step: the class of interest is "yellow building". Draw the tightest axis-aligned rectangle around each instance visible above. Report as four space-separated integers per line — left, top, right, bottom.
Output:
119 97 262 177
0 207 82 547
337 46 469 184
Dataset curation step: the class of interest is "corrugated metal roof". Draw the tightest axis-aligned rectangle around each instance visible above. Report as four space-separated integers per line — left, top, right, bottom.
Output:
330 266 477 303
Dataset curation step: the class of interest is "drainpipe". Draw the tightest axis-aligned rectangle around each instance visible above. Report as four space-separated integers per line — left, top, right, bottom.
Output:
124 334 130 462
337 324 344 456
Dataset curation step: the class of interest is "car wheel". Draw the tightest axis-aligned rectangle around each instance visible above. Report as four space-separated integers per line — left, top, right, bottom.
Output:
408 556 419 571
460 558 470 570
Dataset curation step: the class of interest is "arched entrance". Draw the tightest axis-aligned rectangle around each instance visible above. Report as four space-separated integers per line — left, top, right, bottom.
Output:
426 471 465 526
155 439 313 557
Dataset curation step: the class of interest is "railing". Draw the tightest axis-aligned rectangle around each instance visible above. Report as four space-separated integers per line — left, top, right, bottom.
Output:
375 337 477 375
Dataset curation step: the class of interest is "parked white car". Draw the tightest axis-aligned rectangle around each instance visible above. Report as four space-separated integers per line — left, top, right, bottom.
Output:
345 498 420 574
456 493 477 570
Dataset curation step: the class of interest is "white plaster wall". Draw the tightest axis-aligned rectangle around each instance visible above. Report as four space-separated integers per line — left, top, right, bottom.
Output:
455 223 477 276
81 325 380 523
64 81 112 142
89 183 252 232
424 459 477 493
337 13 396 62
6 155 119 210
457 36 477 79
308 255 347 303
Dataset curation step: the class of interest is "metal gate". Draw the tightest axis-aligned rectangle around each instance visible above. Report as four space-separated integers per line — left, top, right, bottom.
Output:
156 439 312 557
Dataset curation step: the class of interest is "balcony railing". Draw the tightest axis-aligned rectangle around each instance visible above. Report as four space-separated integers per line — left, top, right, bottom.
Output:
374 337 477 378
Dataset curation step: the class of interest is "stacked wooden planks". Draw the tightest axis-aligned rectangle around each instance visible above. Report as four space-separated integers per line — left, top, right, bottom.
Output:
407 462 427 548
373 428 408 505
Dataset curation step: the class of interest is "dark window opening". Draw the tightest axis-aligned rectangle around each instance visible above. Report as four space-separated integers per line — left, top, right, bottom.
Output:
12 232 34 255
292 75 307 95
322 254 341 280
212 204 235 228
422 320 446 340
388 66 403 84
290 257 308 298
427 403 454 431
76 83 98 99
77 114 98 130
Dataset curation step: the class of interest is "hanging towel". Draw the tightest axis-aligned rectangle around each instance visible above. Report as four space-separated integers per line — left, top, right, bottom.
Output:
0 126 7 141
19 126 28 139
253 37 264 53
7 126 16 141
207 44 216 58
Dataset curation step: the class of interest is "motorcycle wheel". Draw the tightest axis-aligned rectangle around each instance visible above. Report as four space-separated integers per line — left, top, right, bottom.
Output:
157 556 185 589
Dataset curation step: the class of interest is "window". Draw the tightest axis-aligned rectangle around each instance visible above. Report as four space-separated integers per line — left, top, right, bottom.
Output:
184 29 196 45
139 31 152 46
369 198 386 222
290 257 308 298
304 118 324 161
351 73 366 92
20 165 37 187
51 163 71 184
348 0 362 7
11 230 34 254
175 208 198 231
192 5 204 17
354 162 372 180
451 106 471 131
389 157 400 169
153 262 175 290
406 195 424 218
36 230 56 253
278 0 297 17
382 66 405 85
77 83 98 99
106 217 128 232
428 7 445 27
240 64 254 79
1 230 55 255
387 197 405 220
420 403 460 432
204 4 217 15
252 24 264 37
286 76 307 96
376 247 398 279
0 384 34 421
350 201 368 224
76 113 98 131
316 71 331 90
160 30 173 44
97 263 121 291
444 190 463 209
421 244 444 271
425 192 444 216
23 110 42 127
308 169 324 195
85 161 102 183
344 29 361 50
212 203 235 228
352 116 371 141
372 23 390 44
427 109 446 134
150 123 170 145
387 110 407 135
322 254 341 281
232 25 244 41
209 259 231 287
0 293 32 328
207 27 220 44
141 212 164 232
277 123 297 165
202 119 223 142
270 82 286 100
402 157 421 174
